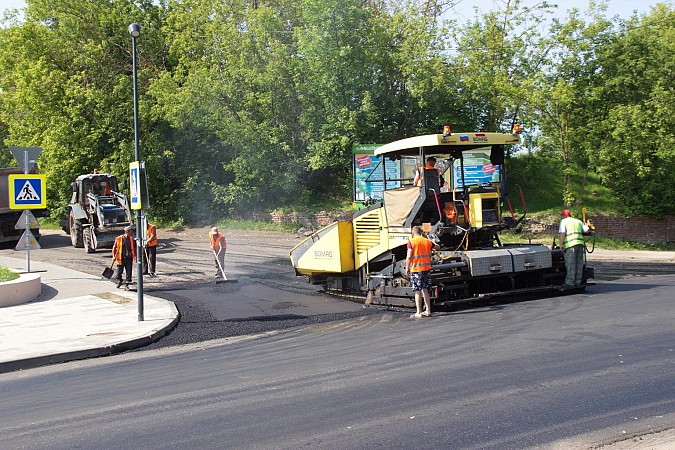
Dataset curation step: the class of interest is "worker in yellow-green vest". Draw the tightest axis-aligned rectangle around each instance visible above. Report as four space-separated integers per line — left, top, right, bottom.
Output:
558 209 590 287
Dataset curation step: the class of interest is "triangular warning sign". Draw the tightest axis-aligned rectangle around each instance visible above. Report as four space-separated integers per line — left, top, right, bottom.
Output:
15 210 40 230
15 229 41 251
16 180 40 201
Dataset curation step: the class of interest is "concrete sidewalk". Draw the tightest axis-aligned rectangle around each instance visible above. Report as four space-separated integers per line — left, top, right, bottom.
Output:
0 255 179 373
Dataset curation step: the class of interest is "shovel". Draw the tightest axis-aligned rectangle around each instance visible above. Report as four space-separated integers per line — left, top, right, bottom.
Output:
213 250 229 282
102 259 115 280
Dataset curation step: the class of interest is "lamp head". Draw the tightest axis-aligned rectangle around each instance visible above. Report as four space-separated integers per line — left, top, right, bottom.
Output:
128 23 141 38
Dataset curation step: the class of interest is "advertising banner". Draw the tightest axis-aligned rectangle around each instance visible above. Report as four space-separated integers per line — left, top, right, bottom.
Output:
353 144 401 202
452 149 500 188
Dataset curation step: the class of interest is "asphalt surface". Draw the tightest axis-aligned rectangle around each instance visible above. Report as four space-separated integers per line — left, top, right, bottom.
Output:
0 274 673 449
139 278 378 350
1 228 380 353
1 229 674 448
0 227 378 372
2 229 674 359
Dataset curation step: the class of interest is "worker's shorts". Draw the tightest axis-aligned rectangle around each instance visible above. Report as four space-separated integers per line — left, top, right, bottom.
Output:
410 270 432 292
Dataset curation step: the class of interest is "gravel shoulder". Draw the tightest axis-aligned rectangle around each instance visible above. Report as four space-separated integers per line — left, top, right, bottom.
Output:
599 429 675 450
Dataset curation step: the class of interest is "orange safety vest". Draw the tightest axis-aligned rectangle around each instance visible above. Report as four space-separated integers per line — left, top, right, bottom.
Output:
112 234 136 265
409 236 433 272
146 224 157 247
209 232 227 252
413 164 439 187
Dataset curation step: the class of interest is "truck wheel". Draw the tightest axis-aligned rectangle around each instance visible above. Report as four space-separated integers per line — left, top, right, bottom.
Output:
69 211 83 248
83 227 95 253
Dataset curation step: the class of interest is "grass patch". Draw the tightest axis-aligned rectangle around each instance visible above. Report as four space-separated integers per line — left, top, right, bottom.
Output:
507 154 624 216
591 237 675 251
215 219 303 233
164 219 302 233
34 217 62 230
272 199 356 215
499 231 554 246
0 266 19 283
499 230 675 251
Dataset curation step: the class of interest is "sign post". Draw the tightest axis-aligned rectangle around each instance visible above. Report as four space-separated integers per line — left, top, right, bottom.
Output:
8 147 44 272
129 22 145 321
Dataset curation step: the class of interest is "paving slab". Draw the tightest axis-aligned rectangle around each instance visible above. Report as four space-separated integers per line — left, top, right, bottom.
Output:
0 255 179 373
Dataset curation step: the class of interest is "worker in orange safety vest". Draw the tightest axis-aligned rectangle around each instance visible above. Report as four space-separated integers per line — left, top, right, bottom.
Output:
112 226 136 289
143 222 157 277
209 227 227 278
405 225 440 319
413 156 440 187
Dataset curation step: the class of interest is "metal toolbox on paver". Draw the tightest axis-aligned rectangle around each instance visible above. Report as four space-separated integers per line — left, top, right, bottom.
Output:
463 249 514 277
509 245 553 272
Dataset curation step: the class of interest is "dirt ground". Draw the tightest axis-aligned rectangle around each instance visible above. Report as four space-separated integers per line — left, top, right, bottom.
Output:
587 248 675 264
7 226 675 290
23 226 306 286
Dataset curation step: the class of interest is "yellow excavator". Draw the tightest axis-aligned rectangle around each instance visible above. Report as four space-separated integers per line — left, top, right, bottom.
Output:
291 127 593 307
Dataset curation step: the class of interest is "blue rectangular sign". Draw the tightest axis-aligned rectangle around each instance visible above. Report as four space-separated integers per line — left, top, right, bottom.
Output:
129 162 141 210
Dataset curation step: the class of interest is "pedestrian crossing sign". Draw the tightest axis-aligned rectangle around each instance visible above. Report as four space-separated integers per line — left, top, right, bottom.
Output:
8 174 46 209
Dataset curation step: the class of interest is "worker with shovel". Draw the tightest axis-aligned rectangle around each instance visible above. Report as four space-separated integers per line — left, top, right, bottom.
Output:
209 227 227 279
112 225 136 289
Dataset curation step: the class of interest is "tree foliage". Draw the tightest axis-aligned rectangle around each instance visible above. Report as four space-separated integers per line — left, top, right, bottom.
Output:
590 5 675 217
0 0 673 222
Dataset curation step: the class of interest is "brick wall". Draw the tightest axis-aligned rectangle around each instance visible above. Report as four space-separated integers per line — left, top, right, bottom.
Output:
243 210 353 228
589 215 675 244
528 215 675 244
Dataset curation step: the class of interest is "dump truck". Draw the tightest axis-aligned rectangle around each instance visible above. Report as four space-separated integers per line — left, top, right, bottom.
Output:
0 167 49 244
290 127 593 307
61 172 133 253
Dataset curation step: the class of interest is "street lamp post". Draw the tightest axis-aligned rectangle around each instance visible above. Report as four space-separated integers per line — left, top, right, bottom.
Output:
129 22 144 321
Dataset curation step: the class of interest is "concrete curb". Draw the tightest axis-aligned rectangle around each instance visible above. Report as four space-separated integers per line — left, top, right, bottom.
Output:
0 271 41 307
0 298 180 374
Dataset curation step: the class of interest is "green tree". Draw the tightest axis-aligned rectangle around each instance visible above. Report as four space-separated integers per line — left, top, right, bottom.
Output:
0 0 166 219
152 0 309 218
530 6 615 207
590 4 675 217
449 0 554 133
